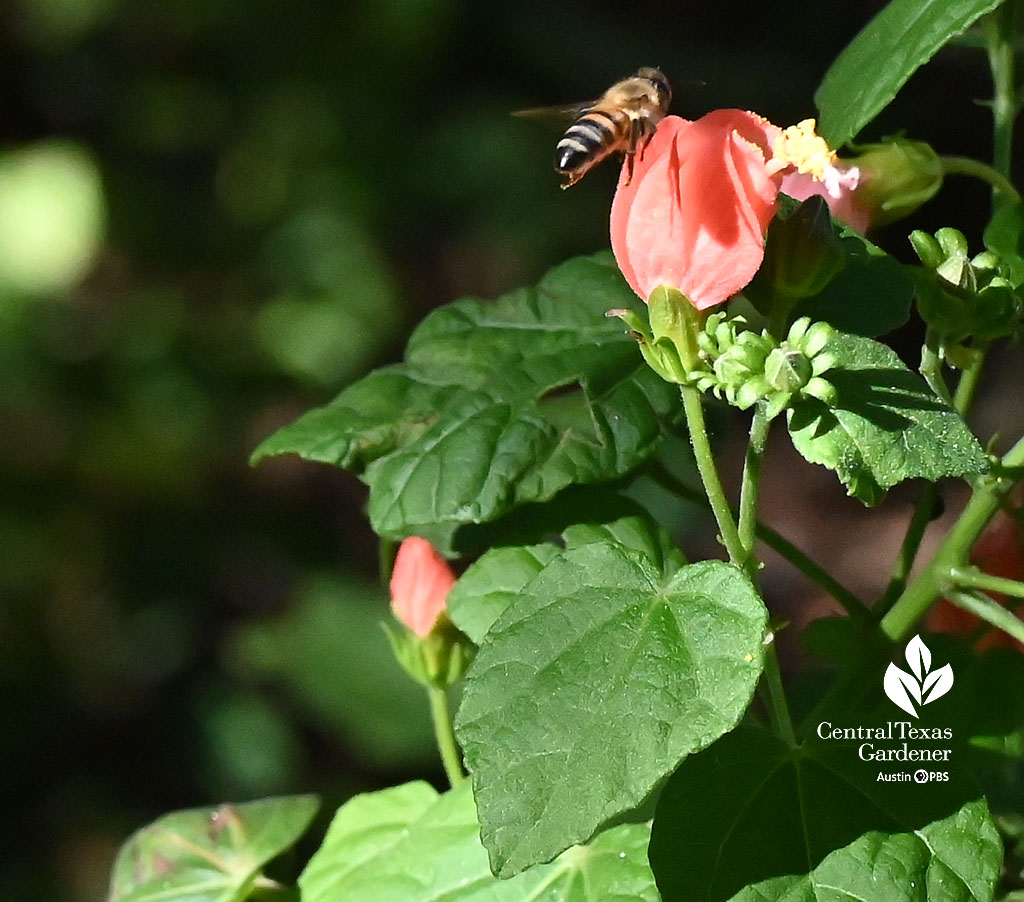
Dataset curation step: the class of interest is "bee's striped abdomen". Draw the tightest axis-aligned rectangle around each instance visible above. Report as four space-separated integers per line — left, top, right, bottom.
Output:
554 109 624 181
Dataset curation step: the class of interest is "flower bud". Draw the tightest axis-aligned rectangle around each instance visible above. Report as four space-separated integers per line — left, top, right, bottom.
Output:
759 195 846 300
386 537 474 687
911 227 1024 341
390 536 456 638
845 138 943 227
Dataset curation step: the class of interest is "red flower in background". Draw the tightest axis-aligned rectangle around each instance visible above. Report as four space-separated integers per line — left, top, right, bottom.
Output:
611 111 783 310
390 536 456 637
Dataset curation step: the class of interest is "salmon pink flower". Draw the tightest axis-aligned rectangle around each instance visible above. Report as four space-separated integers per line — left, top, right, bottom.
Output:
611 111 783 310
390 536 457 637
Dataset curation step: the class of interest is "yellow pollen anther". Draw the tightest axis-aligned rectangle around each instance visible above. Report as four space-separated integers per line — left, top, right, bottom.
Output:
772 119 837 181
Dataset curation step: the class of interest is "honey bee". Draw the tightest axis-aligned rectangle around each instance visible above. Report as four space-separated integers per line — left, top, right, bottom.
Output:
519 68 672 189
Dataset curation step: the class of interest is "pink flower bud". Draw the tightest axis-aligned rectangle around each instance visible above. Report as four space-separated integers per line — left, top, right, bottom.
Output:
610 111 784 310
389 537 456 637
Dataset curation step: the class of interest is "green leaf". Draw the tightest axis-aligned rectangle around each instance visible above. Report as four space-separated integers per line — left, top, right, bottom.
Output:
787 332 988 504
455 540 767 877
815 0 1003 148
650 727 1001 901
796 234 913 339
448 510 686 644
299 781 659 901
753 196 912 338
108 794 319 902
251 253 679 554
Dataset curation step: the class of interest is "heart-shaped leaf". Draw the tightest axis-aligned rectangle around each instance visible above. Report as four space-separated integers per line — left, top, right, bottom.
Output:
455 540 767 877
447 511 686 643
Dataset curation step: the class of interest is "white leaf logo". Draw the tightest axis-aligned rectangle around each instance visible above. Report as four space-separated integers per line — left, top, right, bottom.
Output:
883 635 954 717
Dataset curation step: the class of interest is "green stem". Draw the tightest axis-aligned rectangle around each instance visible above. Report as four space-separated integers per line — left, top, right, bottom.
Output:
428 685 466 787
645 463 868 618
952 342 989 416
940 155 1021 204
948 589 1024 645
879 433 1024 641
984 3 1018 196
756 526 869 619
877 484 941 615
680 385 744 564
737 404 770 576
761 639 797 747
880 345 989 614
950 566 1024 601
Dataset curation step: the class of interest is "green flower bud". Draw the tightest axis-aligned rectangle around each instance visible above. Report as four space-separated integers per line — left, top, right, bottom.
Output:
909 230 944 269
848 138 943 226
760 195 846 300
910 226 1024 342
765 347 813 393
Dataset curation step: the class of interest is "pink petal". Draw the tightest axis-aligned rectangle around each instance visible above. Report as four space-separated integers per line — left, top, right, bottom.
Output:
390 536 456 637
611 111 782 309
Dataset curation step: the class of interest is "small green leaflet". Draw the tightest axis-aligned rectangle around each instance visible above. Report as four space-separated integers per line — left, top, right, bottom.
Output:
815 0 1003 148
107 795 319 902
299 781 659 901
650 727 1001 901
455 539 767 877
251 254 679 555
787 332 988 505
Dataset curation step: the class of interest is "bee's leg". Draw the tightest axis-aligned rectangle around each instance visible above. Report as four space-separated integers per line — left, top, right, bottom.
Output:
560 171 582 190
623 118 644 185
638 129 655 162
624 152 636 185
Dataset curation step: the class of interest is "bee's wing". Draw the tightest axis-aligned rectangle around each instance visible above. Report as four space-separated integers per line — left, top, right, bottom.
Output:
512 101 594 124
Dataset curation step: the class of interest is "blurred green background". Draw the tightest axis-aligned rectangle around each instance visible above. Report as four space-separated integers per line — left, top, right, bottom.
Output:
0 0 1007 898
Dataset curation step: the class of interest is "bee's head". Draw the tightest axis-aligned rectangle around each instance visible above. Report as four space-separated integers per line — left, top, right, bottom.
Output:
636 67 671 108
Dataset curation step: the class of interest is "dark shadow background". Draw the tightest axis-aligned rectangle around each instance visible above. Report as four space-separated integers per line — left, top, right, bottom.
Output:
0 0 1015 898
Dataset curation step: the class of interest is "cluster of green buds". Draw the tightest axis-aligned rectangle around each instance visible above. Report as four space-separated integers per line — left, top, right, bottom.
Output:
611 288 839 418
692 315 837 418
910 227 1023 345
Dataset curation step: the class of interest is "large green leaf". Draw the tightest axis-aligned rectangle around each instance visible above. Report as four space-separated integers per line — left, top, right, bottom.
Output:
108 795 319 902
251 253 679 554
650 727 1001 901
787 332 988 505
299 781 659 901
455 539 767 877
447 510 686 644
815 0 1003 147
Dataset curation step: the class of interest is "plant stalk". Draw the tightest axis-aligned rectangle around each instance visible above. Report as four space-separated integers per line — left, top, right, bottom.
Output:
680 385 745 564
428 685 466 787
